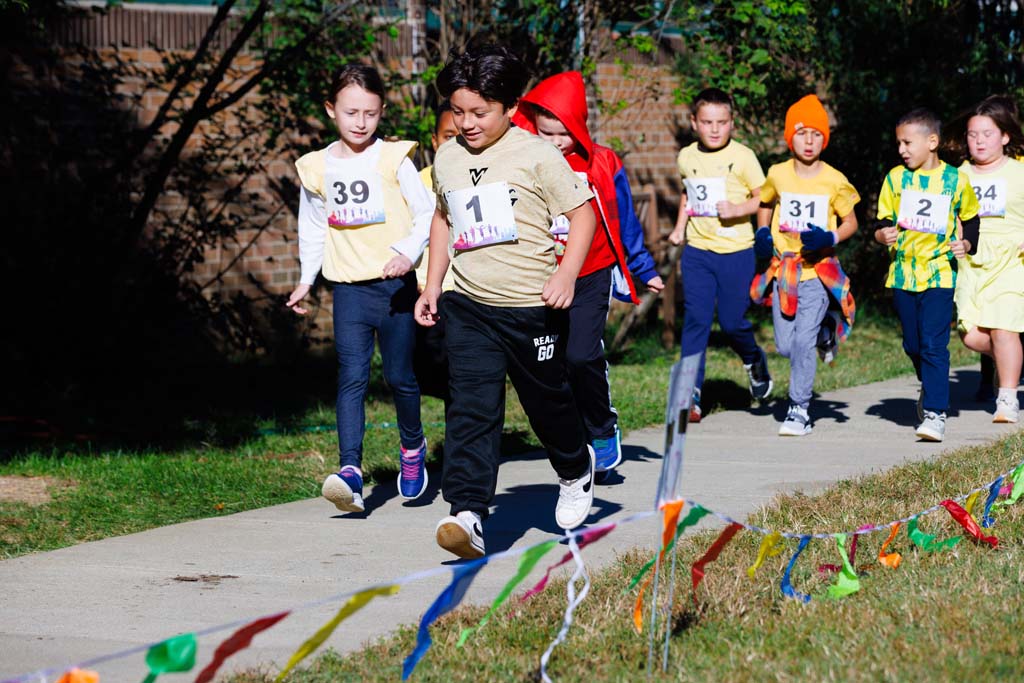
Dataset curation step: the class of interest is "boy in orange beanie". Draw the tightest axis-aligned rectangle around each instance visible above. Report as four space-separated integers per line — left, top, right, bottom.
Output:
751 94 860 435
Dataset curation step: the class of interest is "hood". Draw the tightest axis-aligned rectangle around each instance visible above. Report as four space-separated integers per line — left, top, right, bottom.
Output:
512 71 594 166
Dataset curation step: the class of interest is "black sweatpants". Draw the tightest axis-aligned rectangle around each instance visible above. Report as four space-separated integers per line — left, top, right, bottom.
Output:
441 291 590 519
566 266 617 441
413 291 451 407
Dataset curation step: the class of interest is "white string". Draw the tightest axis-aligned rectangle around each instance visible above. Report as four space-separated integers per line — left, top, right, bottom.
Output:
538 531 591 683
660 539 681 672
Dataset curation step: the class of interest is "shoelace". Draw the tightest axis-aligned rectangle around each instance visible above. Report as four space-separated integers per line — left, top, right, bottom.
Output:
400 453 423 480
559 474 590 501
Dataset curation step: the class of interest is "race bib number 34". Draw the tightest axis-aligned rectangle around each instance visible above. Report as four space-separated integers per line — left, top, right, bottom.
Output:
684 177 726 217
897 189 952 235
778 192 829 233
447 181 518 251
972 179 1007 217
325 168 385 228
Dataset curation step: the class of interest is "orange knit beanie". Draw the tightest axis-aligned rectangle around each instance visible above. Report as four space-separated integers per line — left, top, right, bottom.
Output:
785 95 830 150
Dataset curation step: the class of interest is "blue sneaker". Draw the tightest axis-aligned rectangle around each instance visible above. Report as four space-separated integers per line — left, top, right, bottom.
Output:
592 427 622 473
398 438 428 500
322 466 364 513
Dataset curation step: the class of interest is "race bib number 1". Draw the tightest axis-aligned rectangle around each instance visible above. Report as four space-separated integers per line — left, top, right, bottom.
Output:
448 181 518 251
972 179 1007 217
778 192 829 233
897 189 952 235
684 177 726 217
325 168 385 228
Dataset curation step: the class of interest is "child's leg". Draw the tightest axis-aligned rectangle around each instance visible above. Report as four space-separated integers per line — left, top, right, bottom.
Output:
917 288 954 413
991 328 1024 389
333 283 377 470
566 267 616 440
441 293 508 520
680 245 717 389
375 274 424 450
771 289 796 360
712 247 762 365
788 279 830 409
891 289 923 381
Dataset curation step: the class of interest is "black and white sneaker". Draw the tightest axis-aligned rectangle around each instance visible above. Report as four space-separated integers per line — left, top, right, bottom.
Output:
435 511 485 559
555 446 595 530
778 403 812 436
744 349 774 404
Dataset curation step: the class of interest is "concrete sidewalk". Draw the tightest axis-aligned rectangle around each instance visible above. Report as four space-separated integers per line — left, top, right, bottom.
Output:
1 368 1019 681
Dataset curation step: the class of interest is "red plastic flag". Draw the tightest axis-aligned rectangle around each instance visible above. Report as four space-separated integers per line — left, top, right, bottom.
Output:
194 612 289 683
940 499 998 548
691 523 742 604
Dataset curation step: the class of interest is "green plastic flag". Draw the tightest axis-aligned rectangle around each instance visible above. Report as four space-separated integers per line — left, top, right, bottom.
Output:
625 505 710 593
825 534 861 599
141 633 197 683
995 463 1024 508
907 517 961 552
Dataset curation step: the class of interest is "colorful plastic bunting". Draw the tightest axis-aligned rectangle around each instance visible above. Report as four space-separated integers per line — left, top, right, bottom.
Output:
195 612 289 683
907 517 961 552
878 523 902 568
691 523 742 603
940 500 998 548
522 525 616 601
627 505 710 592
747 531 784 578
780 536 812 603
538 533 591 683
981 476 1003 528
825 534 861 599
995 463 1024 507
630 501 684 633
963 491 981 518
56 670 99 683
276 585 398 682
142 633 197 683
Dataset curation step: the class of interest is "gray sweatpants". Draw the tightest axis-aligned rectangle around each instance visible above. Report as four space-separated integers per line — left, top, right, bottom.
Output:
772 278 829 409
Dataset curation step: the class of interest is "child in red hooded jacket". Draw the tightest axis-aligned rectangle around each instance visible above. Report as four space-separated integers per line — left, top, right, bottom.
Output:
512 71 664 478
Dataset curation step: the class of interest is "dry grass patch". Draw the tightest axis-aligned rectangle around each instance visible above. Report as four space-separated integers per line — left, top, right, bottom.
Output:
0 475 76 506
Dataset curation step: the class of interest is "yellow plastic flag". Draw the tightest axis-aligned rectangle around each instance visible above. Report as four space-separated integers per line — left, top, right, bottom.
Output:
275 585 399 681
963 491 981 518
746 531 783 579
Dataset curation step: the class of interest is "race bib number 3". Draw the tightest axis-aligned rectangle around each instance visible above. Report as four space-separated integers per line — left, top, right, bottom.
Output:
897 189 952 235
972 179 1007 217
684 177 726 217
778 192 829 233
325 168 385 228
447 181 518 251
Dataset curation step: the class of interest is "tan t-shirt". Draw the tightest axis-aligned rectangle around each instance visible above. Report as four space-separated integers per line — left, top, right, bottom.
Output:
433 125 593 306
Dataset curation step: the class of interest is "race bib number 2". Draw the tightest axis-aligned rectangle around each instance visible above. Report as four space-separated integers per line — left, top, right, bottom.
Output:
778 192 829 233
325 168 385 228
447 181 518 251
897 189 952 235
972 179 1007 217
684 177 726 217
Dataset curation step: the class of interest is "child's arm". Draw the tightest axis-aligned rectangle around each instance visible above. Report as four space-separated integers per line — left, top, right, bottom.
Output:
873 174 899 247
717 188 762 220
753 200 775 258
612 169 662 291
543 202 597 308
286 186 328 315
835 211 858 243
413 207 451 327
668 190 688 245
385 157 436 278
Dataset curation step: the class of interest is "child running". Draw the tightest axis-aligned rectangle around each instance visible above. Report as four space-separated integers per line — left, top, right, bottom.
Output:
286 64 433 513
873 108 980 441
953 95 1024 423
751 95 859 436
668 88 773 421
415 46 598 559
511 71 664 477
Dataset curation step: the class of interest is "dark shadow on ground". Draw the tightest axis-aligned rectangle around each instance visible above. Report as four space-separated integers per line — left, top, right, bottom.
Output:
596 444 662 487
864 368 988 427
769 395 850 425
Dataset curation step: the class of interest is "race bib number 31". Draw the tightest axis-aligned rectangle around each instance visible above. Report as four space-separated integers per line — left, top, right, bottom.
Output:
448 181 518 251
897 189 952 235
684 177 726 217
778 192 829 233
972 179 1007 217
325 168 385 228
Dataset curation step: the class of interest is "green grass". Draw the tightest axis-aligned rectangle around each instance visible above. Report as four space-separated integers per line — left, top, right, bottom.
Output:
0 312 979 559
229 431 1024 683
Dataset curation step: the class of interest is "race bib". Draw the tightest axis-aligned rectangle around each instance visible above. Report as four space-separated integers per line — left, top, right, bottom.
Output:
550 172 590 236
447 181 518 251
684 177 727 217
778 192 829 233
897 189 952 235
972 179 1007 217
324 167 385 228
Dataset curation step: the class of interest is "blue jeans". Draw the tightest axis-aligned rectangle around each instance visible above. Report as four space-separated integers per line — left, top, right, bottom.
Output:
680 244 763 390
892 287 954 413
333 274 423 469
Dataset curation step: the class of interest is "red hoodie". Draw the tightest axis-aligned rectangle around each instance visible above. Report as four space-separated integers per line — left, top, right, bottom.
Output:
512 71 641 303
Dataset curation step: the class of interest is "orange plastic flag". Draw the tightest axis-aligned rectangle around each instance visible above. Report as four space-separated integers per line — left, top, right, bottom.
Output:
878 523 902 569
631 500 684 634
57 670 100 683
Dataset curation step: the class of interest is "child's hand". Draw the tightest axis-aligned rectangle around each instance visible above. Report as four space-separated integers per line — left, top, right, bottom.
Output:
754 226 774 258
716 201 741 219
382 254 414 279
646 275 665 293
414 286 441 327
542 270 575 309
799 225 837 253
286 284 311 315
876 226 899 246
950 239 970 259
668 224 686 246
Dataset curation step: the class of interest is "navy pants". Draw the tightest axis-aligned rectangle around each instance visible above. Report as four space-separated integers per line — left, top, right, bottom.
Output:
679 244 762 390
892 287 954 413
333 274 423 469
566 267 617 441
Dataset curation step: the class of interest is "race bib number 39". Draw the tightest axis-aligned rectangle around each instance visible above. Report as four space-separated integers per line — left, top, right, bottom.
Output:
778 192 829 233
684 177 726 217
447 181 518 251
972 179 1007 217
897 189 952 235
325 168 385 228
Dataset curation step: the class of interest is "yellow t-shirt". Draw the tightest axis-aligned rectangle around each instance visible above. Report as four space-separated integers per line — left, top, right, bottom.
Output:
677 139 766 253
876 161 980 291
432 126 593 307
414 165 454 292
760 160 860 280
961 157 1024 240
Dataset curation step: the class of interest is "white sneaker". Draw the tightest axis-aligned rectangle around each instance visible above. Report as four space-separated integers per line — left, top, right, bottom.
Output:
993 396 1020 423
916 410 946 442
555 446 595 530
435 511 485 559
778 404 812 436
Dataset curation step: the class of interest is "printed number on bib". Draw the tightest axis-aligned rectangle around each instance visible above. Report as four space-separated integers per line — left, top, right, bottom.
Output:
684 177 726 217
325 168 385 228
778 192 829 233
447 181 518 251
972 179 1007 217
897 189 952 235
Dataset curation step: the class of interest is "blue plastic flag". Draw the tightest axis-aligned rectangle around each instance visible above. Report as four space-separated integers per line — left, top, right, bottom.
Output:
981 476 1003 528
780 536 812 603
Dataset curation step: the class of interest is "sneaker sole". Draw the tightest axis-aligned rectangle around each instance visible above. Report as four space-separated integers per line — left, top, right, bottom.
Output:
322 476 365 513
915 427 943 442
993 414 1019 424
397 467 428 501
436 521 485 559
778 424 812 436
